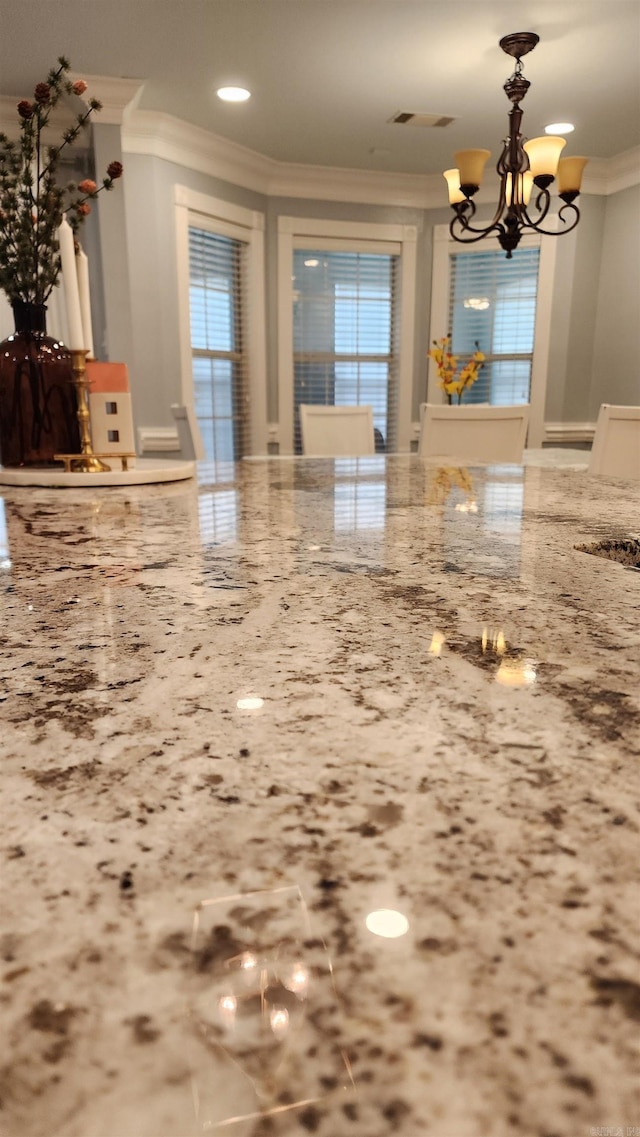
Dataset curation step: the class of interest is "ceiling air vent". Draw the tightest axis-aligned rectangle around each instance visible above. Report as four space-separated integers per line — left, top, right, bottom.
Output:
389 111 456 127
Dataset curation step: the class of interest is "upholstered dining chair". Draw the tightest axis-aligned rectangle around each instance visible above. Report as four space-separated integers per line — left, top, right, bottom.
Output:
588 404 640 480
419 403 530 463
299 404 375 457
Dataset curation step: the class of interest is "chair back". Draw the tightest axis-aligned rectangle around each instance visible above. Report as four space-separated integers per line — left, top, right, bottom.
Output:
171 404 205 461
419 403 529 463
299 404 375 456
588 404 640 480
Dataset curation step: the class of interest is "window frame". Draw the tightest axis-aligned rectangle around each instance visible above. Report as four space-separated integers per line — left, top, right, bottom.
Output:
175 185 267 455
429 222 559 447
277 216 417 454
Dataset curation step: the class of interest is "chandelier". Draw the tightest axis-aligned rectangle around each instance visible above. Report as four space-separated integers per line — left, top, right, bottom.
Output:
445 32 588 258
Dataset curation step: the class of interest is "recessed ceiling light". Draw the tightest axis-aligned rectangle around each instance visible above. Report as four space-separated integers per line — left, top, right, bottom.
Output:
304 259 319 267
217 86 251 103
544 122 574 135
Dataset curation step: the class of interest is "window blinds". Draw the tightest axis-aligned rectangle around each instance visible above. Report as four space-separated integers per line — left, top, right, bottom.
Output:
448 246 540 405
189 227 249 461
292 249 399 453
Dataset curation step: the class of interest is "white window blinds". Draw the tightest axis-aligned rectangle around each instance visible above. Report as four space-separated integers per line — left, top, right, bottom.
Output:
448 246 540 405
292 249 399 453
189 227 249 461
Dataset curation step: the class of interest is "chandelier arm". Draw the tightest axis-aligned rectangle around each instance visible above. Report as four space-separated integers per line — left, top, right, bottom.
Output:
449 196 507 239
449 214 507 246
521 188 553 227
518 202 581 238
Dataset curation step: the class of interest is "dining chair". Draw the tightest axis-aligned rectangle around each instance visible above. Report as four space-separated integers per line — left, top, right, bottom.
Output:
299 404 375 456
588 404 640 480
419 403 530 463
171 403 205 461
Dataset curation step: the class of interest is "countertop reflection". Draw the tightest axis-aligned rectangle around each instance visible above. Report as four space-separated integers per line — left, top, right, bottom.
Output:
1 455 638 1137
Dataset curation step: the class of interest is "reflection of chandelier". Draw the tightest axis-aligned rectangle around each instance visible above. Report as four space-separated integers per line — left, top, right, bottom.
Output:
444 33 587 259
463 297 490 310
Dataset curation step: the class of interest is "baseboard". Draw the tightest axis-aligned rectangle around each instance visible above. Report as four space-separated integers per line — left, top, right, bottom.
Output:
138 420 595 455
411 420 596 446
544 421 596 443
137 426 180 453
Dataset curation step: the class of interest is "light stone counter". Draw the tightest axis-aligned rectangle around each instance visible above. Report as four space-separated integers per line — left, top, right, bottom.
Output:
0 456 638 1137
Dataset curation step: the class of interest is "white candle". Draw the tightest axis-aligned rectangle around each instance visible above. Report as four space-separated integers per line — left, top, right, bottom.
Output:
57 216 85 350
75 245 94 358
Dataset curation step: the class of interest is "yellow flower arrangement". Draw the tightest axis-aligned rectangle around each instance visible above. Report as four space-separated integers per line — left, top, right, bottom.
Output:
428 334 485 404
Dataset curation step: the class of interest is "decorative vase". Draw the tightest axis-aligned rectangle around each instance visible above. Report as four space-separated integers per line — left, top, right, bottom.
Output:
0 301 80 468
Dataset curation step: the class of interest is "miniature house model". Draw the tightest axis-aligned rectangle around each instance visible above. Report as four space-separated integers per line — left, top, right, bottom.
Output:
87 362 136 466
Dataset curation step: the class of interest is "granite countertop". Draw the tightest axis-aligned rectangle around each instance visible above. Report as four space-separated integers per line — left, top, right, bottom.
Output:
1 455 639 1137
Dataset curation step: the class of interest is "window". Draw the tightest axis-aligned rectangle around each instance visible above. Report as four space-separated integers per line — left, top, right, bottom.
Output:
448 247 540 405
429 224 559 447
292 251 398 452
278 218 417 454
175 186 267 460
189 228 247 462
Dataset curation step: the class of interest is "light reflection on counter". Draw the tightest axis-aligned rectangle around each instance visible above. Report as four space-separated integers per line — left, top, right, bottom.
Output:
495 659 537 687
365 909 410 938
483 475 524 535
198 490 238 546
333 458 386 532
0 498 10 569
236 696 264 712
428 630 446 656
189 886 354 1131
425 466 476 510
429 622 538 688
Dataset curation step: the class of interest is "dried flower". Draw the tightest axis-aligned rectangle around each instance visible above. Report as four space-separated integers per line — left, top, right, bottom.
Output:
0 57 124 304
428 334 485 404
34 82 51 105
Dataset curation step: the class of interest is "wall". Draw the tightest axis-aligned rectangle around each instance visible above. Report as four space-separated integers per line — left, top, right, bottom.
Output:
589 184 640 416
121 153 267 434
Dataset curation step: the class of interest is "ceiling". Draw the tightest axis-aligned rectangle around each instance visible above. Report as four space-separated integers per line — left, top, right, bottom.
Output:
1 1 639 176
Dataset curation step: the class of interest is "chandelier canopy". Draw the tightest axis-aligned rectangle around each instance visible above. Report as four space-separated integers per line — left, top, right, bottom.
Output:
446 32 588 258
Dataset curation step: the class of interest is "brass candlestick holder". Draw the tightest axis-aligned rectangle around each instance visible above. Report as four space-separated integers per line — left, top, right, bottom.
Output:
55 349 111 473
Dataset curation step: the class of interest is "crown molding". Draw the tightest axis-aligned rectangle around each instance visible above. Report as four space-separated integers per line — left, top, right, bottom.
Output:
70 74 145 125
122 109 274 195
0 75 144 140
604 147 640 194
268 162 440 209
0 95 79 141
120 108 640 207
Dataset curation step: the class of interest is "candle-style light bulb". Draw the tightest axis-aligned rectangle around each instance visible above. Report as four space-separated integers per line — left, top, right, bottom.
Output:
443 169 464 204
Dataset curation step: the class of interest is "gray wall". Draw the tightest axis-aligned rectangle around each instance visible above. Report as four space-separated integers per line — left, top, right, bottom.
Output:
121 153 267 433
589 184 640 416
93 143 639 442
